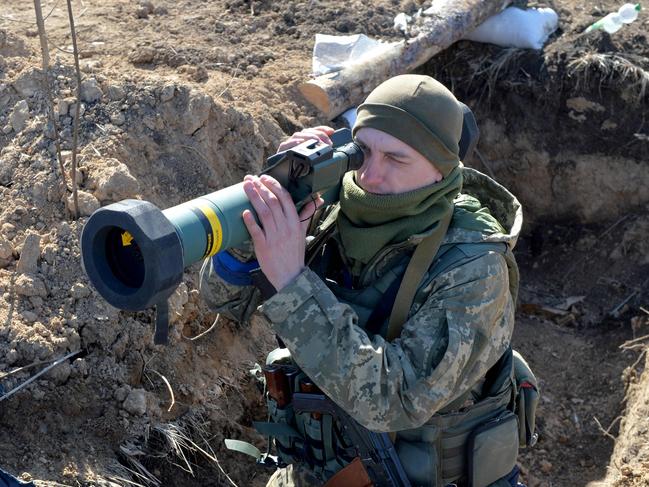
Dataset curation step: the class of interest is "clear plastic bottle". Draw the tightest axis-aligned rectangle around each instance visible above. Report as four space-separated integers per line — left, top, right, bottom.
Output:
601 11 624 33
618 2 641 22
585 3 641 33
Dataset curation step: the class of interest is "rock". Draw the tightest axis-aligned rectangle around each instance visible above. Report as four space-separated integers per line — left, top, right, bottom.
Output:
67 190 100 217
109 111 126 126
12 69 41 98
42 244 57 265
57 98 70 118
136 6 151 18
128 46 156 64
182 91 212 135
160 84 175 102
92 160 140 202
70 357 88 378
70 282 91 299
136 0 155 18
46 360 71 385
80 60 103 73
68 102 86 118
10 100 30 132
21 310 38 323
2 125 11 135
80 78 103 103
63 96 77 114
0 159 14 185
123 388 147 415
16 232 41 274
29 295 44 310
58 222 71 237
1 222 16 240
0 235 14 267
5 349 19 365
106 85 126 101
14 274 48 297
191 66 209 83
114 385 131 402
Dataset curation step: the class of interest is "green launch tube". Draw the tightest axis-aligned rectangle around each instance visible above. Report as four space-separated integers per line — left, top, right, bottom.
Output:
80 129 363 325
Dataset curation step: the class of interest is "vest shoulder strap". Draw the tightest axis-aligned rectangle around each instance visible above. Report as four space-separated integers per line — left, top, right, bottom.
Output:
386 239 508 341
387 213 453 340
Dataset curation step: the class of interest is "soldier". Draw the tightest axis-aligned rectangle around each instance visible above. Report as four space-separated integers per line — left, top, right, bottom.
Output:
200 75 535 486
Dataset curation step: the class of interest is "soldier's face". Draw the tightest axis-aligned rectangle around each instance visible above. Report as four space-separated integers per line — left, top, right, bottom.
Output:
353 128 443 195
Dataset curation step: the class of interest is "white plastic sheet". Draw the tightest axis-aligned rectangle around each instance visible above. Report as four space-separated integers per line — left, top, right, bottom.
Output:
312 33 399 76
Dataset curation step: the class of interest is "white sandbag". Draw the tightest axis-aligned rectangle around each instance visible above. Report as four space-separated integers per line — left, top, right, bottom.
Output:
462 7 559 50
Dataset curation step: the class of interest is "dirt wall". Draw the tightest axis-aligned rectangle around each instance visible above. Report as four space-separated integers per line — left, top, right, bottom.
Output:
423 33 649 227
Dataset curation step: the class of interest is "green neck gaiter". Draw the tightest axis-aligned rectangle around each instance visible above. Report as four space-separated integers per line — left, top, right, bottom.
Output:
337 166 463 273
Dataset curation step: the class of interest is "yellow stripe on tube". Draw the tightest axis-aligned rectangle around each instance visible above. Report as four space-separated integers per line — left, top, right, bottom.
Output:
197 202 223 257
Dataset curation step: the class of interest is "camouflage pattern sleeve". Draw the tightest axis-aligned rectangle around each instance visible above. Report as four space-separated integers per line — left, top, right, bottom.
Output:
261 251 514 432
198 254 263 325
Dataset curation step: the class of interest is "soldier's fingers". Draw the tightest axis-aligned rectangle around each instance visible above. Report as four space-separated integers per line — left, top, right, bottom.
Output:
259 174 297 225
301 128 333 146
312 126 335 136
252 176 285 230
276 134 318 152
242 209 266 247
277 129 332 152
306 127 335 145
243 178 278 233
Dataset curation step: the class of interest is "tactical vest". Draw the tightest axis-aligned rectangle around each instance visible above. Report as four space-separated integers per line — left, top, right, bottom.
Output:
231 210 539 487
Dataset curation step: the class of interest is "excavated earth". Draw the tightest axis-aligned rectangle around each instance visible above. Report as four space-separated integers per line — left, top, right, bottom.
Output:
0 0 648 486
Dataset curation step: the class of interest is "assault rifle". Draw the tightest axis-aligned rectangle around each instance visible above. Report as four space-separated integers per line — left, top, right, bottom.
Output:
292 392 412 487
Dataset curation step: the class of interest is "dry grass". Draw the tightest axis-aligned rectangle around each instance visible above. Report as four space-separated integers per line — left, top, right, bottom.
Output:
470 47 529 103
116 412 239 487
568 53 649 100
430 46 531 106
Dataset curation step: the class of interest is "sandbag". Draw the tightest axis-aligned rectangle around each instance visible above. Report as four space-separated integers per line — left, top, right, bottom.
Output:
463 7 559 50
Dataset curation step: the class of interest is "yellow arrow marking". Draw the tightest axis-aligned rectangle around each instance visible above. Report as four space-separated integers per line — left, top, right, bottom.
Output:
121 231 134 247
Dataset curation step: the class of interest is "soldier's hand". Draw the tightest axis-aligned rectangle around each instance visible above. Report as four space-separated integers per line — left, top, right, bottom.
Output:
241 174 324 291
276 126 335 152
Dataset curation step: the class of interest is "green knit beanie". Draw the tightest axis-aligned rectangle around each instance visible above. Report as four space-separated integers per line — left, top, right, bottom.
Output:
352 75 463 177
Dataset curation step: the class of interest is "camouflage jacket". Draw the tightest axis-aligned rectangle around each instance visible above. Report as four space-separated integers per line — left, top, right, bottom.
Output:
199 167 522 433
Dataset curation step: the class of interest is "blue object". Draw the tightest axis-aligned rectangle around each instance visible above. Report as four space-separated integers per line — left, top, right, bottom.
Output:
505 465 522 487
0 468 35 487
213 251 259 286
